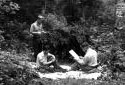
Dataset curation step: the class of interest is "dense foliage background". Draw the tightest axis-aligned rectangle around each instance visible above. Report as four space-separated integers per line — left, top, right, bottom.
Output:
1 0 125 85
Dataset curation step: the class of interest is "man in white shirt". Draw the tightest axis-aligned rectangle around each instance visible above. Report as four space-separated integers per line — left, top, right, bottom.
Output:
36 50 55 67
30 15 47 35
30 15 47 61
70 47 98 71
36 50 65 71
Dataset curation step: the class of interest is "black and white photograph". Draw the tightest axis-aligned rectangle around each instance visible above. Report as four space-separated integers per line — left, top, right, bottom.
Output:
0 0 125 85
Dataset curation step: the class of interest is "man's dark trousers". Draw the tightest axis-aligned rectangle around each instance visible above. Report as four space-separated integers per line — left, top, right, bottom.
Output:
33 35 42 61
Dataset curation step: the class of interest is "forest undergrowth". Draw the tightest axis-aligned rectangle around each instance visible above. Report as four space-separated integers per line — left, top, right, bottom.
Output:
1 24 125 85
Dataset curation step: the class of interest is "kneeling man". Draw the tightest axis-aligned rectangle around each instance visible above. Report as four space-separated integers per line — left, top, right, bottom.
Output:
69 47 98 71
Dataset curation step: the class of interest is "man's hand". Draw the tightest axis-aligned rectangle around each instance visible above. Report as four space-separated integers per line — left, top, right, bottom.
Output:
79 56 84 59
77 59 84 65
41 31 47 33
37 32 41 35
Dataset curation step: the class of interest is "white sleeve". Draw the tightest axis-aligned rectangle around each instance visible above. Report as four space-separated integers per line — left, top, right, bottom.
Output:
37 53 47 65
30 24 35 33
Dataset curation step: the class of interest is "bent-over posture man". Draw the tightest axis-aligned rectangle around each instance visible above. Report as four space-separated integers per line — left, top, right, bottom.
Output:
30 15 47 61
36 50 66 71
70 47 98 71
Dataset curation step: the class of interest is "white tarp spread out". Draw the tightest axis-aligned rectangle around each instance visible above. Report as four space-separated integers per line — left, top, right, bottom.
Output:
28 60 101 80
36 65 101 80
37 71 101 80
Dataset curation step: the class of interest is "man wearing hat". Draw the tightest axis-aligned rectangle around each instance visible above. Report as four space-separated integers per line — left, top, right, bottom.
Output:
30 15 47 62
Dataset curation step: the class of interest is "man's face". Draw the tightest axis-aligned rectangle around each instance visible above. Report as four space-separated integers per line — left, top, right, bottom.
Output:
44 50 49 55
37 19 43 24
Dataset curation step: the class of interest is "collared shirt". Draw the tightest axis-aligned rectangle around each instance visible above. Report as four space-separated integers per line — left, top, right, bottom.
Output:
30 21 44 33
36 51 55 67
77 48 98 66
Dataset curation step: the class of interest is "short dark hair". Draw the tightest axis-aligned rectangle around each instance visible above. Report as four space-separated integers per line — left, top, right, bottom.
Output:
43 45 50 50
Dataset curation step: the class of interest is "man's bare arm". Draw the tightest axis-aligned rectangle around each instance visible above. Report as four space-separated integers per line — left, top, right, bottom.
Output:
46 54 56 64
50 54 56 62
39 59 49 65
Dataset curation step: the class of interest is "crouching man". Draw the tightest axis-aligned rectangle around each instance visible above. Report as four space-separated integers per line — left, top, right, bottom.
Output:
36 49 66 72
69 47 98 71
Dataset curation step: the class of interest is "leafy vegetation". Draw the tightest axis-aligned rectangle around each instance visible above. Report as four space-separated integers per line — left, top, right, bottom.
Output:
0 0 125 85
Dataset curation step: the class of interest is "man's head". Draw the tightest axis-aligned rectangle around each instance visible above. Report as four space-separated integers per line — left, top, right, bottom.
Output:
43 45 50 55
37 15 45 24
43 50 50 55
